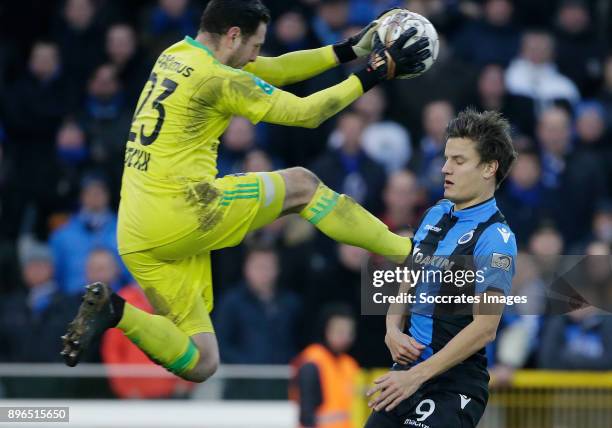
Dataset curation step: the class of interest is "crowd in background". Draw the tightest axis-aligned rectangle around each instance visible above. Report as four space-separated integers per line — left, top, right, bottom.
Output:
1 0 612 399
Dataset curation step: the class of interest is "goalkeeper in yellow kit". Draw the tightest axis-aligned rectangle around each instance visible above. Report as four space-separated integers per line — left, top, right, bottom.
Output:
61 0 431 382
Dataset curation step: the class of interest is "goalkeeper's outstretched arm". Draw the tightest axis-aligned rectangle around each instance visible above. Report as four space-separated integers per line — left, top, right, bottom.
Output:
242 8 402 87
243 46 339 87
208 26 430 130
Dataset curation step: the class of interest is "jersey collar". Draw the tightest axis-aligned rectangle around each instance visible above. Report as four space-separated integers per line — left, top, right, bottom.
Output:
184 36 216 59
451 197 497 221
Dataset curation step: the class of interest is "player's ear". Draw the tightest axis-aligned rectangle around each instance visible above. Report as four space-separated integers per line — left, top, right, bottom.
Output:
483 160 498 180
227 26 242 48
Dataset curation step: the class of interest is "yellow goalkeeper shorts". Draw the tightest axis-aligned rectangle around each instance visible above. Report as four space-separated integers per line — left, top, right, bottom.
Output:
121 171 285 336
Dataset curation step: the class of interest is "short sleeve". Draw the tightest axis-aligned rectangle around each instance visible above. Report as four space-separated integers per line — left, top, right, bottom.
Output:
474 223 517 295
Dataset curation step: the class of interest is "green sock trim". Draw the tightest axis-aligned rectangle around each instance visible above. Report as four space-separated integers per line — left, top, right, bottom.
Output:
168 339 199 375
307 192 340 225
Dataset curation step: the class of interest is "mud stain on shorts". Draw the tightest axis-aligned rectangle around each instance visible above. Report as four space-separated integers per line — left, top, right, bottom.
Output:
184 181 224 232
145 287 172 318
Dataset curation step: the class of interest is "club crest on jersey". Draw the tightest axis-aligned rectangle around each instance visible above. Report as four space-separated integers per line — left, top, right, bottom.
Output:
457 230 474 244
252 76 275 95
491 253 512 271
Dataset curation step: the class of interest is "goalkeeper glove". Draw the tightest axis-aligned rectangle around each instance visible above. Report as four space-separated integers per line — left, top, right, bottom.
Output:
332 8 402 63
354 27 431 91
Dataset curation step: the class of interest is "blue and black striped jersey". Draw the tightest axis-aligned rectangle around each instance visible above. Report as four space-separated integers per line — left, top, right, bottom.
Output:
405 197 517 397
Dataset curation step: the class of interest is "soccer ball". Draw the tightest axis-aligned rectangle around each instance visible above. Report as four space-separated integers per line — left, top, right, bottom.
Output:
376 9 440 79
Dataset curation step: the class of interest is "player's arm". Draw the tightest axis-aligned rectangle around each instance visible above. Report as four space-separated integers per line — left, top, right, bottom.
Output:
242 8 401 87
385 278 425 364
408 295 504 381
243 46 338 87
213 29 430 129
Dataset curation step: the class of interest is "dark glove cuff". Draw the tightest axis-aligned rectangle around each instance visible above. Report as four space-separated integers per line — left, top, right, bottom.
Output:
332 43 357 64
354 67 380 92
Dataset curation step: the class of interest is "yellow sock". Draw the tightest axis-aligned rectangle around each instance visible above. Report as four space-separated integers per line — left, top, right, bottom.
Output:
300 183 412 262
117 303 200 376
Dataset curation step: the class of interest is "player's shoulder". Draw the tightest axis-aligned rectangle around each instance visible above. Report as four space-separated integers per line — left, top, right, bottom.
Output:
476 220 517 256
429 198 454 215
413 199 453 234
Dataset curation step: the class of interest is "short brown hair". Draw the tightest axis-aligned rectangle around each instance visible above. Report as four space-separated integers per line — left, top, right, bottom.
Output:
200 0 271 38
446 108 517 187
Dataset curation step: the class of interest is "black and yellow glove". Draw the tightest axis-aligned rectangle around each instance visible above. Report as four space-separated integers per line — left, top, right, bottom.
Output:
354 27 431 91
332 8 402 63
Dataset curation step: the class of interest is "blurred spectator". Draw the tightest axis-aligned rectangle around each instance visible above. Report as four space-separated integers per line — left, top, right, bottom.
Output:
290 303 359 428
410 100 454 204
50 119 91 211
537 106 608 245
598 55 612 128
511 252 547 315
575 101 607 149
85 248 124 291
505 30 580 112
2 41 74 158
312 112 386 213
529 225 564 255
591 202 612 245
528 225 564 284
53 0 105 92
308 243 387 366
381 169 422 232
353 86 386 126
216 245 302 399
574 101 612 193
18 119 93 240
50 174 122 294
243 149 274 173
218 117 257 177
105 23 151 105
307 244 365 317
538 306 612 370
473 64 535 136
266 11 317 54
101 280 192 398
361 122 412 174
574 201 612 252
537 107 572 189
216 246 302 364
0 241 82 397
554 0 605 97
497 149 551 245
353 87 412 173
0 242 79 362
82 64 131 171
453 0 520 68
143 0 198 55
311 0 350 46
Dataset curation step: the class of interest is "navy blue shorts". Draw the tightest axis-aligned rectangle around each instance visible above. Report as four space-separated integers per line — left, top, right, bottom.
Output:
364 378 487 428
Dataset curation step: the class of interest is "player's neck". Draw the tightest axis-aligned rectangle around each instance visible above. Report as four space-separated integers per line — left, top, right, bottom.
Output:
196 33 231 65
454 191 495 211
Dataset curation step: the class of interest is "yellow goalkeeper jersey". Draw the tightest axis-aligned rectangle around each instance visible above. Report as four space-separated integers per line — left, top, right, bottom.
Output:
118 36 363 254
